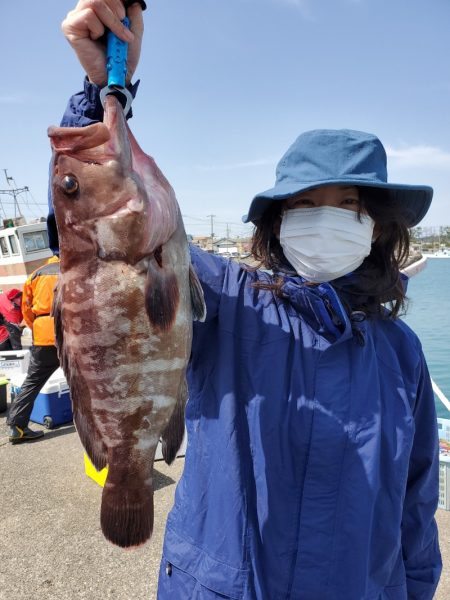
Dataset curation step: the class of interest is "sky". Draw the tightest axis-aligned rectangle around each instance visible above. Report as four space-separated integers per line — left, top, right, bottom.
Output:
1 0 450 239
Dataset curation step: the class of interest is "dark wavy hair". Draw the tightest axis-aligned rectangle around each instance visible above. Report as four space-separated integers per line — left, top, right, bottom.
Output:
249 187 411 318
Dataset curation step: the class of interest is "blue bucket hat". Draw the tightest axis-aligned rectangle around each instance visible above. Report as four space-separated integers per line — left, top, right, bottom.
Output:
243 129 433 227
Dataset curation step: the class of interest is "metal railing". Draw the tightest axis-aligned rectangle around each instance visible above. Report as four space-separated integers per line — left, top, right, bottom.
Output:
432 379 450 413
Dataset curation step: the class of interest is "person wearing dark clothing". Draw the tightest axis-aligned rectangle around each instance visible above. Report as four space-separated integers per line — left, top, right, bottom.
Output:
0 289 23 351
7 257 60 443
50 3 441 598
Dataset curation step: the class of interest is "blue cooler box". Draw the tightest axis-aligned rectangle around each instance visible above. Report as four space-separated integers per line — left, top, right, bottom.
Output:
10 368 72 429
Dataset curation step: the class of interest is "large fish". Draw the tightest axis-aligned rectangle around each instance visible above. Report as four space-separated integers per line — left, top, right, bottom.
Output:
48 94 205 548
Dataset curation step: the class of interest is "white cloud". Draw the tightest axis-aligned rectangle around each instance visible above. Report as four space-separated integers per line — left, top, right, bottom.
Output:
386 145 450 169
195 158 276 172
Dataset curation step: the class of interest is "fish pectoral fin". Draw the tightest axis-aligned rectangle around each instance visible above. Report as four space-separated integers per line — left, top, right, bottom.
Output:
145 255 180 333
161 378 188 465
189 264 206 322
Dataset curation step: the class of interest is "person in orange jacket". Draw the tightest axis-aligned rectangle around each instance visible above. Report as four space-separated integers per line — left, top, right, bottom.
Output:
7 255 60 443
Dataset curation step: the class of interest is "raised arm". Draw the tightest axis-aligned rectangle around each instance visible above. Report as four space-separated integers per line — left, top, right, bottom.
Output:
61 0 144 86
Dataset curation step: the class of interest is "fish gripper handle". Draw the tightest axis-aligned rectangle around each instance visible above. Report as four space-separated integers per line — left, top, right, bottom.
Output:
100 17 133 115
106 16 129 88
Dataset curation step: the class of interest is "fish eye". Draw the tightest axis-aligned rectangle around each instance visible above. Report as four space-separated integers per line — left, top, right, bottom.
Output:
62 175 79 195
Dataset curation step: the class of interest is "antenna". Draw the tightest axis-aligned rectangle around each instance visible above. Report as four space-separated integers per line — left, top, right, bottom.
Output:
0 169 27 220
4 169 14 186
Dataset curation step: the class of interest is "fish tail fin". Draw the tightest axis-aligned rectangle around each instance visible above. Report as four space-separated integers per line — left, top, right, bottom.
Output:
189 265 206 322
101 482 154 548
162 379 187 465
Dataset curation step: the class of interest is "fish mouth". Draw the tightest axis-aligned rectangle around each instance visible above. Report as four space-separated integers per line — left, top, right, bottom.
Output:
103 95 125 129
101 95 132 169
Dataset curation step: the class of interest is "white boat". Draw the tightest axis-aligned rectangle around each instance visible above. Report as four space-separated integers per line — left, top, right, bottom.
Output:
0 219 53 294
423 249 450 259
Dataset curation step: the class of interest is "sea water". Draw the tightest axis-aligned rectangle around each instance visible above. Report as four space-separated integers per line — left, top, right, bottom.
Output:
402 259 450 419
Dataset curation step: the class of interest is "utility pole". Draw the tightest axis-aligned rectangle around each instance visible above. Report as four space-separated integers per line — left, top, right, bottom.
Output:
226 223 230 239
207 214 216 253
0 170 26 220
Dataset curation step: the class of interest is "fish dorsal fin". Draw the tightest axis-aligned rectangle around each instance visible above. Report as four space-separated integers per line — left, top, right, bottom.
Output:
52 286 108 470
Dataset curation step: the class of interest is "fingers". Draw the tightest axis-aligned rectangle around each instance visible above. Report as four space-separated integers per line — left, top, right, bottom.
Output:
127 2 144 38
62 0 134 44
63 8 106 42
61 0 144 86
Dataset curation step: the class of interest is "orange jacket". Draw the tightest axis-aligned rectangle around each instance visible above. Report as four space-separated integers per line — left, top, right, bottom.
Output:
22 256 60 346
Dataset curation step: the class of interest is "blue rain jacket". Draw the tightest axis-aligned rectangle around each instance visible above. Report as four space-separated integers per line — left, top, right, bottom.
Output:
50 83 441 600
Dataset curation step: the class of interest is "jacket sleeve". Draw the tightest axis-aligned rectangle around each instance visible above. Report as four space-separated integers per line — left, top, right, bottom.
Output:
401 350 442 599
21 276 35 330
189 244 230 322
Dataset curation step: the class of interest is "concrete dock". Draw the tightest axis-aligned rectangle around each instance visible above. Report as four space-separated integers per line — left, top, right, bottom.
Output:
1 400 448 599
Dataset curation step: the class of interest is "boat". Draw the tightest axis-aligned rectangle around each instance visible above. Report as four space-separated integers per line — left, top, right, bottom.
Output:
0 173 54 293
423 249 450 259
0 218 53 294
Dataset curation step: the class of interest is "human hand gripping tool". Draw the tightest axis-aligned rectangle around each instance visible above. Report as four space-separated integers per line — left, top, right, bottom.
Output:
99 17 133 116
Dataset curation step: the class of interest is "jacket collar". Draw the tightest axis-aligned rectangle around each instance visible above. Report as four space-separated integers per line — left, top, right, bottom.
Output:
280 277 353 346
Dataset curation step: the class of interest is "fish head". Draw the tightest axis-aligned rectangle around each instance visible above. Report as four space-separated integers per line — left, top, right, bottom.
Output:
49 95 178 264
49 96 135 220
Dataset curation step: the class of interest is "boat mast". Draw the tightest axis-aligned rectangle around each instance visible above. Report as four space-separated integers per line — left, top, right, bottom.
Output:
0 169 26 220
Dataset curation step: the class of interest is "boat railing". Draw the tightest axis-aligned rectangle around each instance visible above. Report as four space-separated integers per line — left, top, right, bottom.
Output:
401 255 428 278
432 379 450 413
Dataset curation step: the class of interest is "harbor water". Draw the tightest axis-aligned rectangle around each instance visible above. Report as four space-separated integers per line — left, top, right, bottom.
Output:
402 258 450 419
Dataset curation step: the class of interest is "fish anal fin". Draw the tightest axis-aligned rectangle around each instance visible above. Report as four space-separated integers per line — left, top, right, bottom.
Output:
145 257 179 333
189 264 206 322
161 378 187 465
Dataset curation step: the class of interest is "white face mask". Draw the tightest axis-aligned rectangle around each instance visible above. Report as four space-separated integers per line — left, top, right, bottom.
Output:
279 206 375 283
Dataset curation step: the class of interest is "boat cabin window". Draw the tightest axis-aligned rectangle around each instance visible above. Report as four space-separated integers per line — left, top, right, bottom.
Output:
23 231 49 253
0 237 9 256
8 234 19 255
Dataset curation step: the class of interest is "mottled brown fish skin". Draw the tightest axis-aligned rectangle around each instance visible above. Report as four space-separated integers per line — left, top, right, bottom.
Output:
49 95 203 548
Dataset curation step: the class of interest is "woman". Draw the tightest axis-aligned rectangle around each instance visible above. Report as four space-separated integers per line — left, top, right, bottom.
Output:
50 2 442 598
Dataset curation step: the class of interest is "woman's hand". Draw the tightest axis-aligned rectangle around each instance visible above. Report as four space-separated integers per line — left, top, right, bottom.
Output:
62 0 144 86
